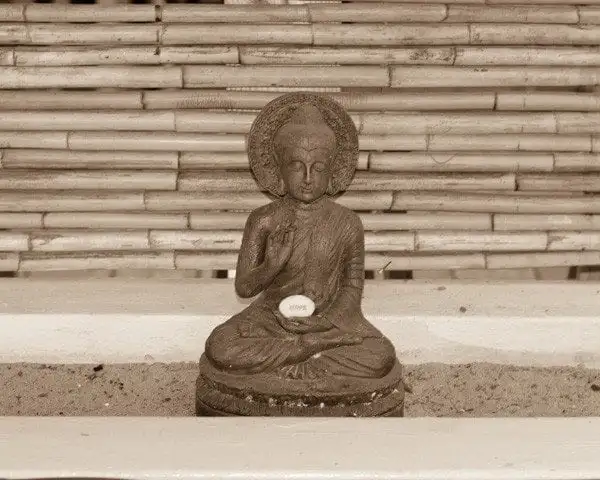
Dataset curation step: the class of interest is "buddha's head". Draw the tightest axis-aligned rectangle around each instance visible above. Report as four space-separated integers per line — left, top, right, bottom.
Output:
273 103 337 203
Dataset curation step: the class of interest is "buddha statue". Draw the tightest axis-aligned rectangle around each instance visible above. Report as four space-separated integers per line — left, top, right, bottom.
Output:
195 92 405 417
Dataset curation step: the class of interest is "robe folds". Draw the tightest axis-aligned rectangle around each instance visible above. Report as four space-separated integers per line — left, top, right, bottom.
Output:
205 194 396 380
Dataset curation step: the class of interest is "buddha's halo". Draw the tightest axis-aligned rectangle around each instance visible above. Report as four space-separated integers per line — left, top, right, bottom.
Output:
273 104 337 166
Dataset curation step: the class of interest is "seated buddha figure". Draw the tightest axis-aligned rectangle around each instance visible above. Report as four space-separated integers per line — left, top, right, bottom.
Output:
196 92 404 417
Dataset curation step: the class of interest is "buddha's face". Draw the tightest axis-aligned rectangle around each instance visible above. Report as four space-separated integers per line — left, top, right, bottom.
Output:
278 137 333 203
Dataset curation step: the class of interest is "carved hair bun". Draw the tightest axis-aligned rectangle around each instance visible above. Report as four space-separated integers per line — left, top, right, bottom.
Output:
247 92 359 197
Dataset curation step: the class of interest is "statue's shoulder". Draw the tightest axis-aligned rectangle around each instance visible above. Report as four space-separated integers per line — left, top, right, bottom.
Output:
246 199 283 228
327 198 363 230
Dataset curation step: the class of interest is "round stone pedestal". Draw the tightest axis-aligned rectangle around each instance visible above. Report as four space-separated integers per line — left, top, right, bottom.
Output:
195 354 405 417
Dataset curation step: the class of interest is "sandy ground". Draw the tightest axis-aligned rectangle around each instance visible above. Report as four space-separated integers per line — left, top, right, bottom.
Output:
2 362 600 417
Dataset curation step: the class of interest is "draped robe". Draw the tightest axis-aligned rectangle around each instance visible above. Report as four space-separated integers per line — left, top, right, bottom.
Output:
205 194 396 380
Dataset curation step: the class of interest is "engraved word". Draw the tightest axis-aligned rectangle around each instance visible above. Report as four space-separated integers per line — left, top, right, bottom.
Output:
278 294 315 318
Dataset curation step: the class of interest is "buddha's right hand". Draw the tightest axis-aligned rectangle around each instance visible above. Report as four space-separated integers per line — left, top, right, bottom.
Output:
264 223 296 273
301 329 363 354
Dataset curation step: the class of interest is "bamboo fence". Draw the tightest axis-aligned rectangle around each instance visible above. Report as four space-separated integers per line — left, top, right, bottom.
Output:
2 1 600 280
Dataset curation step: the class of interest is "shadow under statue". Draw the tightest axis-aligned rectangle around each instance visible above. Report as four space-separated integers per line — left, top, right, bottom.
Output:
196 92 405 417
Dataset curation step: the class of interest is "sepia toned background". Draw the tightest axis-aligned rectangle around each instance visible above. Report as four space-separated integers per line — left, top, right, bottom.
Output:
1 0 600 281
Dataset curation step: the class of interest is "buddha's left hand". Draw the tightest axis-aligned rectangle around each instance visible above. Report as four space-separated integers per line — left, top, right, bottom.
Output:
276 312 334 334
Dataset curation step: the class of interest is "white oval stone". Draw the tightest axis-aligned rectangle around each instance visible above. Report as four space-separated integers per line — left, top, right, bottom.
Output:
278 294 315 318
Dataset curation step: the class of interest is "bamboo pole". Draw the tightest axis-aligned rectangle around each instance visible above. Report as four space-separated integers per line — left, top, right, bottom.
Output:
162 24 312 45
0 252 18 271
360 112 558 135
68 132 246 152
23 5 156 23
554 153 600 172
427 134 592 152
2 150 178 170
312 24 469 45
0 5 24 22
470 24 600 45
0 232 28 252
308 3 446 22
0 171 176 190
518 174 600 192
486 251 600 270
370 152 554 172
557 113 600 133
446 5 578 23
175 252 238 270
494 214 600 231
0 91 142 110
19 252 175 272
392 192 600 214
0 67 182 89
455 47 600 66
0 213 42 228
416 231 548 252
175 111 256 133
547 231 600 251
0 132 67 149
14 25 160 46
30 230 150 252
144 89 493 111
159 47 239 65
0 111 175 131
0 50 13 66
496 92 600 111
144 191 393 211
0 192 144 212
183 66 389 88
162 5 310 23
44 213 188 229
359 135 429 151
579 7 600 24
391 66 600 88
14 47 160 67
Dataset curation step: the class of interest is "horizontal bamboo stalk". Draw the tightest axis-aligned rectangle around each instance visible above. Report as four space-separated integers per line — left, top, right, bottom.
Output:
494 214 600 231
179 151 368 170
68 132 245 152
416 231 548 252
0 51 13 67
426 134 592 152
359 135 429 151
486 251 600 270
471 24 600 45
0 252 18 271
145 191 393 211
554 153 600 171
0 111 175 131
19 252 175 272
0 212 42 228
189 211 491 230
360 112 558 135
162 4 310 23
391 66 600 88
162 24 312 45
0 171 176 190
2 150 178 170
392 192 600 214
557 113 600 133
0 5 24 22
0 67 182 89
175 111 256 133
30 230 150 253
23 5 156 23
143 89 494 111
159 47 239 65
547 231 600 251
308 3 447 22
0 132 67 149
370 152 554 172
43 213 188 229
518 174 600 192
579 7 600 24
0 91 142 110
175 252 238 270
446 5 578 23
14 47 160 67
496 92 600 111
455 47 600 66
312 24 469 45
178 171 516 192
150 230 416 252
0 232 29 252
0 25 159 46
0 192 144 212
183 66 389 88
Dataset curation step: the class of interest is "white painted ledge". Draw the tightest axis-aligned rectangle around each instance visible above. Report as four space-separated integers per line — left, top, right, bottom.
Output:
1 279 600 367
2 416 600 480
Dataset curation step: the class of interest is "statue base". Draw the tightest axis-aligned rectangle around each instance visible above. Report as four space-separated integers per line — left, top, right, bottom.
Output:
195 354 405 417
